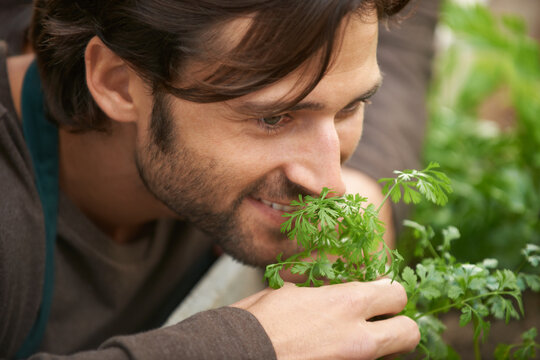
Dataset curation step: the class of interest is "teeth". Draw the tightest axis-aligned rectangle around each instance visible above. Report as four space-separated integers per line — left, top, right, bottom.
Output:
260 199 296 212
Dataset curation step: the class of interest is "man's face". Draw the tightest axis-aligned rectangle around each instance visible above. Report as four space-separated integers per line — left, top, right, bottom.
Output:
135 14 380 267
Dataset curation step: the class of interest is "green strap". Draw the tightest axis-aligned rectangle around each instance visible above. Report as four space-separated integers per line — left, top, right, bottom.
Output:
16 60 59 358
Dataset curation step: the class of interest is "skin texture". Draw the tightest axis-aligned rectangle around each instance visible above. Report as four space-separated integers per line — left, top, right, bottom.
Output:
7 10 413 359
232 279 419 360
130 12 381 267
132 13 379 267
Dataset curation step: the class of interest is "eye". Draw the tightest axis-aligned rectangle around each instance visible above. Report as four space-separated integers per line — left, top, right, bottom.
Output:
342 102 361 113
260 115 285 126
256 114 291 135
336 99 371 119
342 100 370 113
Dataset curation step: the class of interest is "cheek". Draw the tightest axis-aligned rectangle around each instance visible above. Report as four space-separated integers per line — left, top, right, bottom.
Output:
188 129 282 195
218 141 281 181
167 101 291 191
338 112 364 162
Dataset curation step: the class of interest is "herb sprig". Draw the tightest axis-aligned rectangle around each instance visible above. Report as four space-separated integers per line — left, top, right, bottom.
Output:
265 162 450 289
263 163 540 359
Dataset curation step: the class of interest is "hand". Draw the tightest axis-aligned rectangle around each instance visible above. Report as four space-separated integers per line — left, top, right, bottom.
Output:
232 278 420 360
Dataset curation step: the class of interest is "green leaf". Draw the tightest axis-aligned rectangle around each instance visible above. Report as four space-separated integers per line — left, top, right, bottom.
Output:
420 285 441 300
473 316 491 343
527 255 540 267
390 183 403 203
494 343 512 360
265 265 284 289
460 307 472 327
403 183 422 204
497 269 520 291
291 263 311 275
469 277 487 291
417 315 449 359
514 346 536 360
502 298 519 323
490 296 506 320
416 264 428 282
482 258 499 269
440 226 460 251
448 285 463 300
313 261 335 280
401 266 417 293
521 274 540 292
525 244 540 253
403 219 427 233
522 327 537 342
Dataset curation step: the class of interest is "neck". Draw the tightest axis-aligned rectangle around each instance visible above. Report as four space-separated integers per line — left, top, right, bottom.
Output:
58 122 176 243
8 54 175 243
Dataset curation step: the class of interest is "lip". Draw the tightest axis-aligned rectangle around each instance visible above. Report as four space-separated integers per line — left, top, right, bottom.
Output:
257 198 297 212
246 196 297 225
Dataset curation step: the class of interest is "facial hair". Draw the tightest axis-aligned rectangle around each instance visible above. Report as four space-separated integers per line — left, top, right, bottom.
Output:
135 93 308 267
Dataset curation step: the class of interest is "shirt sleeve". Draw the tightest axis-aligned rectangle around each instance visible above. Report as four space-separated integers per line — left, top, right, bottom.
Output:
0 88 48 358
21 308 276 360
345 0 442 233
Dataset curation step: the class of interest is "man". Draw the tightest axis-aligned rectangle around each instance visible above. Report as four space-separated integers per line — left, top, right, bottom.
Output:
0 0 431 358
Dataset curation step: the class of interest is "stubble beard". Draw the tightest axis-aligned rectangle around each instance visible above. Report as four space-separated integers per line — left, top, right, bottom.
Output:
134 94 305 267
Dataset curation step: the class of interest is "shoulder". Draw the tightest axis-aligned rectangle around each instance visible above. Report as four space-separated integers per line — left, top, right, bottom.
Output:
0 154 46 356
0 197 46 357
0 49 45 356
5 52 34 122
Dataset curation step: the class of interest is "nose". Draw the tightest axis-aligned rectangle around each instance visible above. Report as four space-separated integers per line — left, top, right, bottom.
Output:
283 120 346 197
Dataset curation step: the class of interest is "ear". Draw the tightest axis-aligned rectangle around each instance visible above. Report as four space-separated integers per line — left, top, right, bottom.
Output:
85 36 140 123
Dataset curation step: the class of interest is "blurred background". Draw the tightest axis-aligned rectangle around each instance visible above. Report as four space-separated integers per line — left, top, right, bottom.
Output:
400 0 540 358
401 0 539 273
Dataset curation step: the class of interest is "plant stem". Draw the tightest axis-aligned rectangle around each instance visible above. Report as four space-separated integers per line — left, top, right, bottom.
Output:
515 258 528 273
426 241 441 260
268 261 313 268
413 290 517 320
470 310 482 360
474 335 482 360
377 180 398 213
417 342 429 356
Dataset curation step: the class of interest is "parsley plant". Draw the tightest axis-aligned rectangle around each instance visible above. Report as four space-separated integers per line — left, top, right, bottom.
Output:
263 163 540 359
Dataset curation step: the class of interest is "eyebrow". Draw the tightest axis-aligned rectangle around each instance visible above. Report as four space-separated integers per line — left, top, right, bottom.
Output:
235 78 382 115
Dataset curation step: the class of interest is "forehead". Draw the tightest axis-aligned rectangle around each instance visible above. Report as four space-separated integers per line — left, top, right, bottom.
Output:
172 5 380 108
328 13 379 76
226 13 380 113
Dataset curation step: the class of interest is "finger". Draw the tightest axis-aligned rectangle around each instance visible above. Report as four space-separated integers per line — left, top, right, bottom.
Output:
335 278 408 319
366 315 420 358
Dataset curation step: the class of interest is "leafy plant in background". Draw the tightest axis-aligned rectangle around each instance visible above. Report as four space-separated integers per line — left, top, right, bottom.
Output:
264 165 540 359
401 0 540 268
495 328 539 360
400 221 539 359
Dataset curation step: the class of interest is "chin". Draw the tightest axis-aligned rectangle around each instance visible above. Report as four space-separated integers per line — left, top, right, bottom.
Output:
216 223 299 268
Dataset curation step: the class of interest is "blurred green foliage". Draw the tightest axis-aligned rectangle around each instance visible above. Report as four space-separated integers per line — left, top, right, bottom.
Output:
400 1 540 269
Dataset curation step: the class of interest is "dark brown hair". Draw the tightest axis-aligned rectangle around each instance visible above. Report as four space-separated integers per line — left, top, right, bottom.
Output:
31 0 410 134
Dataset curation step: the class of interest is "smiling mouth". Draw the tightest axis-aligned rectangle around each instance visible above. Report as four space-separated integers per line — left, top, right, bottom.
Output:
255 197 297 212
